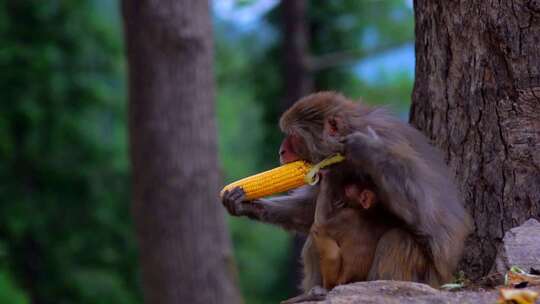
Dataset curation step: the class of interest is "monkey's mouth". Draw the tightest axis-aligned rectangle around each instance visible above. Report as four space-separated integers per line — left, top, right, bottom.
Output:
279 154 300 165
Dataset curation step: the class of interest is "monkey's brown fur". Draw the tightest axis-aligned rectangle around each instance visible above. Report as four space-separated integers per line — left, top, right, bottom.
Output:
222 91 473 303
311 173 390 290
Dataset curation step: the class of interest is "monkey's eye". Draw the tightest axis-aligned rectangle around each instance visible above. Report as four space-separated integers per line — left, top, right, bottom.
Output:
329 119 337 129
290 135 308 157
290 135 302 152
326 117 339 136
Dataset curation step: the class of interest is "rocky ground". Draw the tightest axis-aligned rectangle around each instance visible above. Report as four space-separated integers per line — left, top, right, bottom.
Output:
301 280 539 304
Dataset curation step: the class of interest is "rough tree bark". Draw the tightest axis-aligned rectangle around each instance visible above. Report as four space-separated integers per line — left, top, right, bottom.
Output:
411 0 540 278
122 1 241 303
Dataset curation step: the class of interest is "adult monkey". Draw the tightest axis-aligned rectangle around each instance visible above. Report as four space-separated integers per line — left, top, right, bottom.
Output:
222 92 472 303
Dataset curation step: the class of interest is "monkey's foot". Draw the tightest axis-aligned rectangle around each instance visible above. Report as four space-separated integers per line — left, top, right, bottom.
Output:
280 286 327 304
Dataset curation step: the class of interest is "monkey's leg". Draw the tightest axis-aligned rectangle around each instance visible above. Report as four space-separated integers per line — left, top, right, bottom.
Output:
311 224 342 289
300 236 322 292
280 286 327 304
311 172 342 289
222 186 316 233
283 238 328 304
312 170 337 224
283 182 340 304
367 229 441 286
300 172 343 294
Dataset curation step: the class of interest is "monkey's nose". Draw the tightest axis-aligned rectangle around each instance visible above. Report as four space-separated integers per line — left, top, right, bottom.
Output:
279 149 285 156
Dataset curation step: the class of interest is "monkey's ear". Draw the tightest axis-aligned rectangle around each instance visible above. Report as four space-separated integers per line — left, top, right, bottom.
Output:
358 190 376 209
345 185 376 209
323 115 343 137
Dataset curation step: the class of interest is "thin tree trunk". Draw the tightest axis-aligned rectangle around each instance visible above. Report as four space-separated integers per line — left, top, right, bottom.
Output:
122 1 241 303
282 0 313 108
411 0 540 278
281 0 314 294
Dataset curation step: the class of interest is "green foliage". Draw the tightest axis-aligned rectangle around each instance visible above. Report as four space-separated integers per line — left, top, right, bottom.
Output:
0 1 138 303
0 270 29 304
215 23 266 180
229 218 291 304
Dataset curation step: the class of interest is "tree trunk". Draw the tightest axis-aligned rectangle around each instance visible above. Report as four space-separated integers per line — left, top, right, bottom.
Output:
411 0 540 278
282 0 313 108
281 0 313 294
122 1 241 303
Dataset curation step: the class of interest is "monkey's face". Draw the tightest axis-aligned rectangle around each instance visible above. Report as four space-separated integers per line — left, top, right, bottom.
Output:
279 92 359 164
279 134 308 164
278 115 344 164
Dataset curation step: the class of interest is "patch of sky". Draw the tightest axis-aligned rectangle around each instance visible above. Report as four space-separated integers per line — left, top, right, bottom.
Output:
213 0 279 31
213 0 280 50
354 43 414 85
92 0 121 26
404 0 413 9
389 7 408 22
361 26 380 50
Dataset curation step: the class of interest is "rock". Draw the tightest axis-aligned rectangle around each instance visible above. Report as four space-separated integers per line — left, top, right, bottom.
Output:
299 280 540 304
299 281 500 304
495 218 540 274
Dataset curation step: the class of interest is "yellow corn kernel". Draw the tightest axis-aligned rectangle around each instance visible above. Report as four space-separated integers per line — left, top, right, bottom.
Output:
220 161 312 200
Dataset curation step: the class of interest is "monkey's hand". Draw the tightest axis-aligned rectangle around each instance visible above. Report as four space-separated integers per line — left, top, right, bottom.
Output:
221 187 261 218
341 126 385 167
222 186 317 232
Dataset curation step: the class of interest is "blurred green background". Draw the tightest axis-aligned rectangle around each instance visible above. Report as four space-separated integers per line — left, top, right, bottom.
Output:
0 0 413 303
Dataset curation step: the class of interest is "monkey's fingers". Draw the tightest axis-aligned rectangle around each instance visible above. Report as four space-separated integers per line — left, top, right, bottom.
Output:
366 126 380 140
350 131 371 142
343 127 379 144
221 187 247 216
334 199 346 209
221 191 234 212
341 130 384 162
222 189 230 198
228 187 247 202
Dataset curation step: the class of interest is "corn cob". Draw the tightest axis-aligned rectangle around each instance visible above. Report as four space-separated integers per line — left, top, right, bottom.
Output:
220 154 345 201
220 160 312 200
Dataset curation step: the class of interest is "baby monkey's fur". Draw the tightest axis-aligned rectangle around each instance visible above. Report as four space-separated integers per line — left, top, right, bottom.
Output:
311 168 391 290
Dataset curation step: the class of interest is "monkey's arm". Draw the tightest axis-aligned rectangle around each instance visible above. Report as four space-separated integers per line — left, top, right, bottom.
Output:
221 186 316 233
342 128 423 226
313 172 337 225
344 127 472 283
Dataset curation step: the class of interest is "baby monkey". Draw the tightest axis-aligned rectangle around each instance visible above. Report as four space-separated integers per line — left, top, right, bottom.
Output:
284 166 394 304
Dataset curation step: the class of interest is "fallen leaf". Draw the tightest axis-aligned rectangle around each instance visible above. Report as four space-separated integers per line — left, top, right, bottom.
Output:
506 269 540 287
511 266 527 274
440 283 464 290
497 288 539 304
